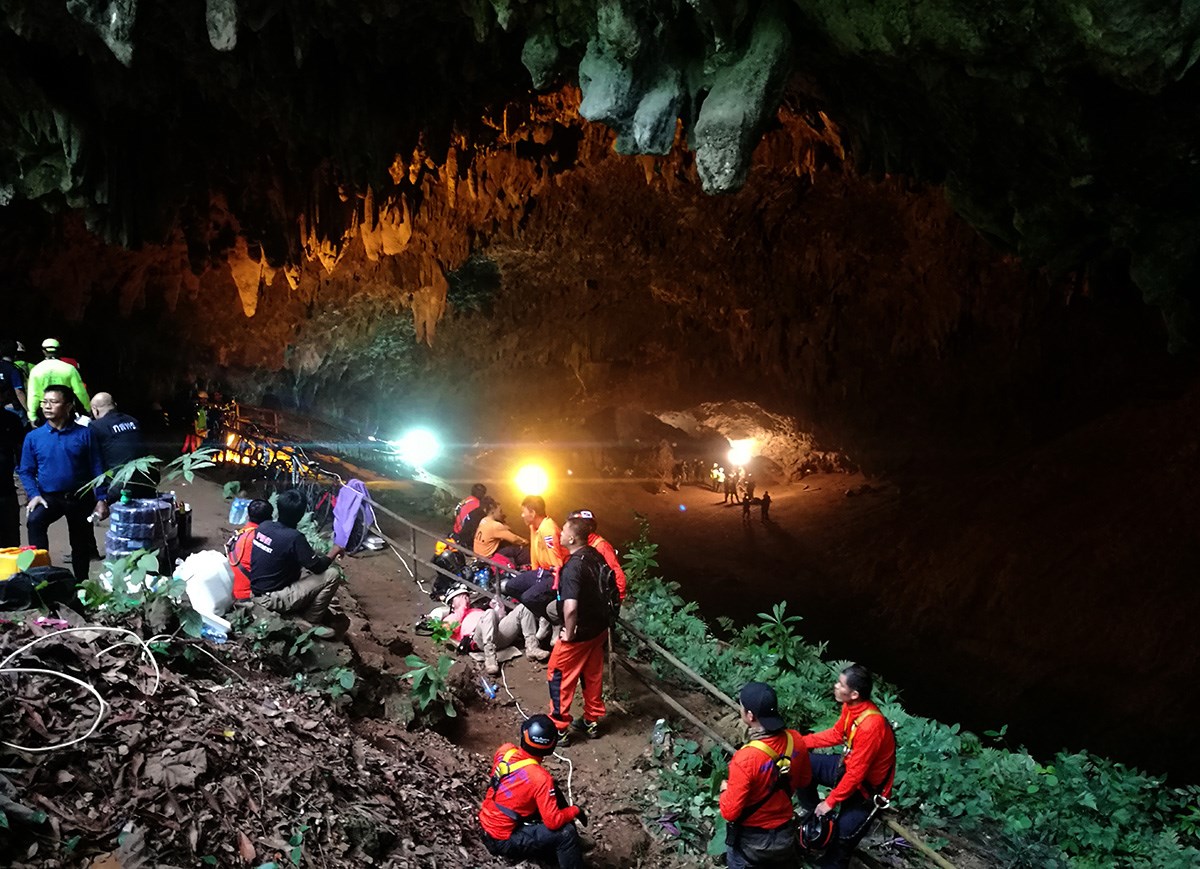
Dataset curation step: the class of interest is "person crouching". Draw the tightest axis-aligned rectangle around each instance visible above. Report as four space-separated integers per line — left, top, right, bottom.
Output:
479 714 587 868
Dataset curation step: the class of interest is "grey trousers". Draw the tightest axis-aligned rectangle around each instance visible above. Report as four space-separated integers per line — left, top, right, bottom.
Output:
255 566 342 622
474 603 538 653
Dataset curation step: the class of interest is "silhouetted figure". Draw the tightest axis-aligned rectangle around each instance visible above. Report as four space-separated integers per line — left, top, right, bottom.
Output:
742 497 752 522
760 491 771 522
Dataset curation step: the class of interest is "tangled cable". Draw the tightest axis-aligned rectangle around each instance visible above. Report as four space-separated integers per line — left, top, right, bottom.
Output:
0 625 162 753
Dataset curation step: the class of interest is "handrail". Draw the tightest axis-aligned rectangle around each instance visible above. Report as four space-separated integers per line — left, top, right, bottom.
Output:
362 493 516 611
616 617 741 713
361 486 954 867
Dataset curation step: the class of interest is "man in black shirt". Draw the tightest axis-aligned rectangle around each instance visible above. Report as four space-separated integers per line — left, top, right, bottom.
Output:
249 489 344 622
546 517 609 743
90 392 157 498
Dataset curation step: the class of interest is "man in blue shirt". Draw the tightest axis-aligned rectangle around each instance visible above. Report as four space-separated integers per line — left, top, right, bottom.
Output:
18 384 107 582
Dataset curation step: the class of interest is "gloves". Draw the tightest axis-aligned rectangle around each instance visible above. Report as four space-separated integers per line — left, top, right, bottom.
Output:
574 807 588 827
456 636 475 655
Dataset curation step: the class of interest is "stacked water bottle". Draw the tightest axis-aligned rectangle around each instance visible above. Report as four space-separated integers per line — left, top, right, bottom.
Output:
105 491 182 563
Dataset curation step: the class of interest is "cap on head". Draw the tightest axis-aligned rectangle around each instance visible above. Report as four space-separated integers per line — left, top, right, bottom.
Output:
519 714 560 756
740 682 785 732
41 338 60 351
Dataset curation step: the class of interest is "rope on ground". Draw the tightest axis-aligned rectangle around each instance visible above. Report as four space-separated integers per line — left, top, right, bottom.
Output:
500 664 575 807
1 625 162 695
0 667 110 753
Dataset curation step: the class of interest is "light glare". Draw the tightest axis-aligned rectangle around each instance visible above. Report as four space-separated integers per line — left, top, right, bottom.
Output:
515 464 549 496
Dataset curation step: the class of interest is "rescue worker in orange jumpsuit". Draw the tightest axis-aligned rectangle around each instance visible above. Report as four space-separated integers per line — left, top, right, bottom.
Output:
802 663 896 868
452 483 487 537
227 499 274 601
565 509 626 601
523 495 566 570
546 517 608 743
478 714 587 868
719 682 813 868
500 495 566 621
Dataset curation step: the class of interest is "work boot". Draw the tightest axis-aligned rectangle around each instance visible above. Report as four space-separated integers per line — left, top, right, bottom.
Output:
525 640 550 663
536 617 552 642
483 647 500 677
570 718 600 740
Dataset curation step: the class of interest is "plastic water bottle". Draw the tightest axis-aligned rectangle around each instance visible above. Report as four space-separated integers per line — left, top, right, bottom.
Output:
652 718 670 746
200 624 228 645
480 675 497 701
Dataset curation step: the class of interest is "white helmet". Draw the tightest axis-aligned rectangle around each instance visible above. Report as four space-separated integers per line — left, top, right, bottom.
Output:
443 584 470 605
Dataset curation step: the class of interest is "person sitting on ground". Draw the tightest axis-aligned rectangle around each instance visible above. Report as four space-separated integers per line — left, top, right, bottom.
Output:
565 509 626 602
474 497 528 562
452 493 489 551
501 495 566 621
801 664 896 869
451 483 487 537
479 714 586 869
247 488 344 622
720 682 813 868
441 583 548 676
546 517 609 744
90 392 158 499
26 339 90 424
227 499 274 602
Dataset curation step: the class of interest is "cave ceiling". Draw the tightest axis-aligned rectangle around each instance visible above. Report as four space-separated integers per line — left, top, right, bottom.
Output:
2 0 1200 347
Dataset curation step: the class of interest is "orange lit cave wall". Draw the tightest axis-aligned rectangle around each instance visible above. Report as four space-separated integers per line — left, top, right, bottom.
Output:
1 89 1170 474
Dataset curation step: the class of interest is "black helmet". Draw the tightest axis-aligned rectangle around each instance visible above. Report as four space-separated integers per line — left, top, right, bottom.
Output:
520 714 560 756
798 812 836 851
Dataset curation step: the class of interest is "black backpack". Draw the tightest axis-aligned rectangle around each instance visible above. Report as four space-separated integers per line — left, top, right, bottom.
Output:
596 561 621 627
0 566 81 613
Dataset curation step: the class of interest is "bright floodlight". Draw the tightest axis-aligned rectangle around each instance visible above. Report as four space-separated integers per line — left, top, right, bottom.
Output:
727 438 755 468
396 428 441 467
515 464 549 496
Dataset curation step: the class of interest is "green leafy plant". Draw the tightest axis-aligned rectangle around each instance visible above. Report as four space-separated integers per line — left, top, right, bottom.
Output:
79 446 219 496
618 523 1200 866
401 653 457 718
425 616 454 646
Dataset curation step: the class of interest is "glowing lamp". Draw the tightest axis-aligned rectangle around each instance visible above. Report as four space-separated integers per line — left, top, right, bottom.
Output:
395 427 441 468
727 438 755 468
515 464 549 496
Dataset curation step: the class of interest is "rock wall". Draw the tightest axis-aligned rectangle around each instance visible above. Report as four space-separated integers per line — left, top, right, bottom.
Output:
0 91 1180 476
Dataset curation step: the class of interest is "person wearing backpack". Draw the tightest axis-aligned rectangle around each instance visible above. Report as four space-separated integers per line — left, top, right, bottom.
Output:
478 714 586 868
801 664 896 868
719 682 813 868
565 509 626 602
546 517 609 744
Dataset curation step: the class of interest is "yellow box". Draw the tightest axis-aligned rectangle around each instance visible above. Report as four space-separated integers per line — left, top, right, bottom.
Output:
0 547 51 581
